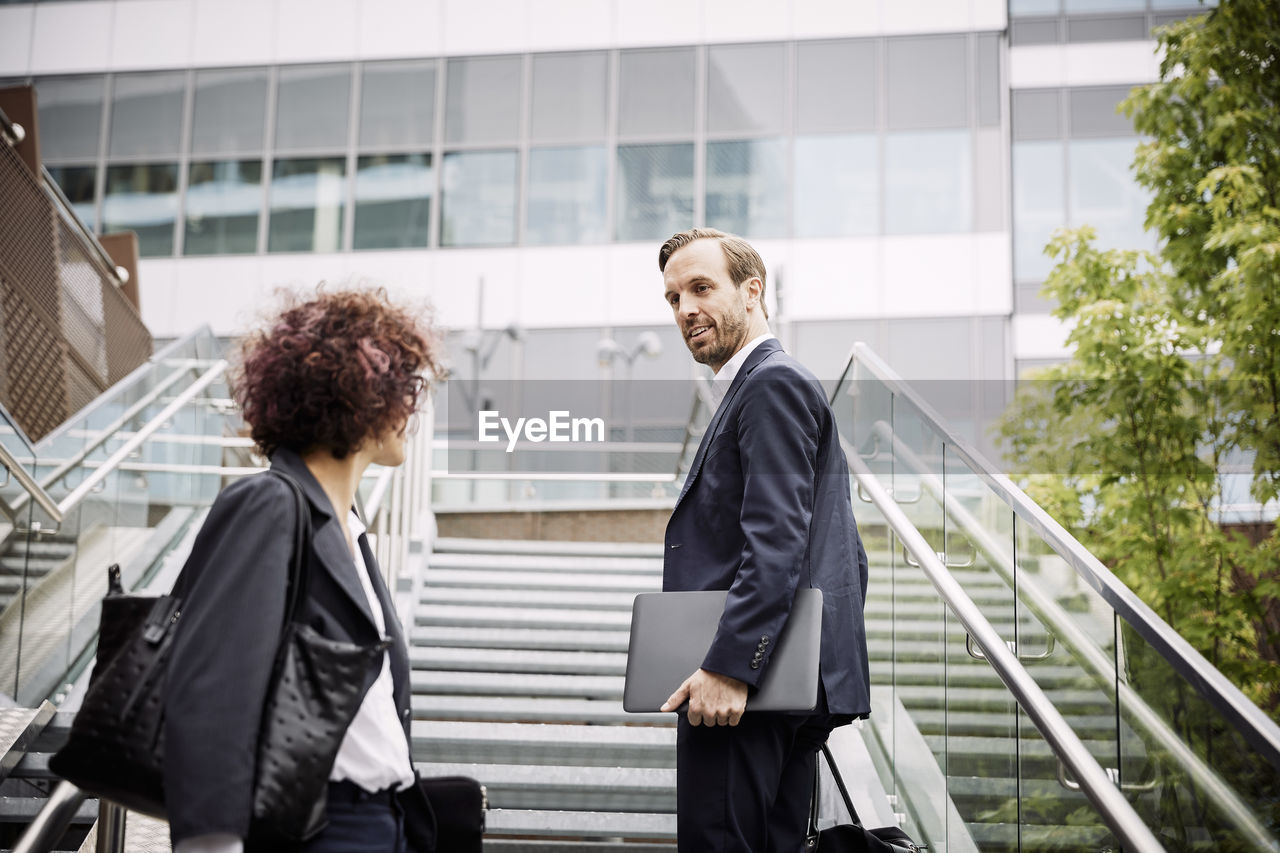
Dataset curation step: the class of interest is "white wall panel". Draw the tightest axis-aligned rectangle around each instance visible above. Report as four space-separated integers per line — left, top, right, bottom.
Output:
28 2 113 74
971 0 1007 31
779 239 881 321
881 234 980 316
109 0 194 71
703 0 790 43
358 0 443 59
1010 41 1160 89
881 0 969 35
191 0 276 67
1012 312 1071 361
275 0 361 64
0 7 34 77
525 0 614 53
972 232 1013 314
442 0 529 56
791 0 879 39
614 0 704 48
607 243 672 328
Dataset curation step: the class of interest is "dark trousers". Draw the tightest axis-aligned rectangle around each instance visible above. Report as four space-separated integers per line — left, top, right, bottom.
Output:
299 782 407 853
676 712 849 853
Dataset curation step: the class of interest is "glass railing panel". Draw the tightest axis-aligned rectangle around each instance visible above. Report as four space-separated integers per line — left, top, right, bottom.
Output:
1119 619 1280 851
941 447 1021 851
889 395 951 849
1010 511 1121 851
0 408 41 703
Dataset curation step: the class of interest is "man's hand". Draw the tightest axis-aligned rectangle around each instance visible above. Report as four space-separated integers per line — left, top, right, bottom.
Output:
661 668 749 726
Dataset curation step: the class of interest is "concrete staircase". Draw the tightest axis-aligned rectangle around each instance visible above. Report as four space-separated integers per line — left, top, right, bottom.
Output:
411 537 675 851
0 534 79 614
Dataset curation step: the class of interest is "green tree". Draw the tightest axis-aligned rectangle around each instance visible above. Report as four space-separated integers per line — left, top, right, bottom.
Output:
1001 0 1280 711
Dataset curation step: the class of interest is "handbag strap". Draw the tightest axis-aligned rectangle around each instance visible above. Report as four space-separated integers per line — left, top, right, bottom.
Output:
263 469 313 629
805 742 865 844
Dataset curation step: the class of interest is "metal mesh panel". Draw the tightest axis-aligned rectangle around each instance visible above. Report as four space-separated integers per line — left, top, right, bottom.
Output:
0 138 61 320
102 278 152 384
0 273 70 440
54 217 108 384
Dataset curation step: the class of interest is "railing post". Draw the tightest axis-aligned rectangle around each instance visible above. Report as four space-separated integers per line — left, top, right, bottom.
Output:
96 801 126 853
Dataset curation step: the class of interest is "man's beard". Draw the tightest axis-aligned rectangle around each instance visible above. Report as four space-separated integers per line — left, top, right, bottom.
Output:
688 305 748 368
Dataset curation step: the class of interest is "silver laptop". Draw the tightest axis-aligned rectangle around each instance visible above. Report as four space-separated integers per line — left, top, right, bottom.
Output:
623 589 823 714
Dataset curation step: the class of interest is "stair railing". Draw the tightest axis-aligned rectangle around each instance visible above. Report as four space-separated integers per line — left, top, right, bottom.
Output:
855 421 1277 848
850 450 1167 851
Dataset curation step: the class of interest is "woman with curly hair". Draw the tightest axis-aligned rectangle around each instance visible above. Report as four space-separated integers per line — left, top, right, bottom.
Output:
162 287 444 853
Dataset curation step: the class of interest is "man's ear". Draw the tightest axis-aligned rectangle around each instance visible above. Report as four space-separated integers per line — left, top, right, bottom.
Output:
743 277 763 311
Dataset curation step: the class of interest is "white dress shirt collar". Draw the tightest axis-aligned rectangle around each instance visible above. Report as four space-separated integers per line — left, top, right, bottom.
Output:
710 333 775 409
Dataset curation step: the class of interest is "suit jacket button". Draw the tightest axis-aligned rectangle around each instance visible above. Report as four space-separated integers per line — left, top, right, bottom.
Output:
761 636 770 645
750 661 760 670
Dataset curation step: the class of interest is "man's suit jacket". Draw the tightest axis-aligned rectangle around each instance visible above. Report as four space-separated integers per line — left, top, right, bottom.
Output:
163 448 434 851
664 338 871 717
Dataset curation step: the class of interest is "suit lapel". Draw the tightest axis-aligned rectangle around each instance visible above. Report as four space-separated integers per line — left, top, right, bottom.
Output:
357 533 410 706
673 338 782 512
270 449 379 631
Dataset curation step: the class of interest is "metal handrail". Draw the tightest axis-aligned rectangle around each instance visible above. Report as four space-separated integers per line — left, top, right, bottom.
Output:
41 168 128 291
11 781 87 853
0 443 63 523
849 451 1167 852
860 422 1278 850
844 341 1280 771
56 361 228 515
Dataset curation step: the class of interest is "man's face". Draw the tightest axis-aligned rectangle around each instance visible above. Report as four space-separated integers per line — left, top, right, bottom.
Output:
662 239 756 372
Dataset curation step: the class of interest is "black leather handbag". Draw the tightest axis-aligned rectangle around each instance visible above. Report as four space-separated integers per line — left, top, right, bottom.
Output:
50 470 386 843
418 775 487 853
805 743 924 853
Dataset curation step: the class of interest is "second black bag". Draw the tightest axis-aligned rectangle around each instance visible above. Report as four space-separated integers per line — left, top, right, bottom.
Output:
418 775 487 853
804 743 924 853
50 470 386 843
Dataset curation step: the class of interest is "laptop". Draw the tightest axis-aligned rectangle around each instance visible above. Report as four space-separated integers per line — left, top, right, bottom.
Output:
623 588 823 714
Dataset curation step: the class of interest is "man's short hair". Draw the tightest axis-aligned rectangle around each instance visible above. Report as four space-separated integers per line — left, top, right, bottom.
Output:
658 228 769 319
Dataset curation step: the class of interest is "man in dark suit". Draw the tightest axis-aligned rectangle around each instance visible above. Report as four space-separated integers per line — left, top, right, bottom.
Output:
657 228 871 852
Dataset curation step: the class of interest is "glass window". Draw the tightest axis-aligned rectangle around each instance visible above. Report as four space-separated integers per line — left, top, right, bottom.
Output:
1013 140 1065 281
705 138 786 237
884 130 972 233
191 68 268 155
1151 0 1215 7
976 34 1001 127
707 44 787 135
359 60 436 150
618 48 696 138
531 52 608 141
1067 16 1147 41
1010 0 1060 13
275 65 352 152
797 40 875 134
444 56 521 145
1013 89 1062 140
267 157 346 253
102 163 178 257
525 146 607 245
35 76 104 161
440 150 517 247
886 36 967 130
46 165 98 230
1069 86 1134 137
615 143 694 242
353 153 432 250
794 135 877 238
1068 137 1148 252
109 72 185 158
1065 0 1143 10
184 159 262 255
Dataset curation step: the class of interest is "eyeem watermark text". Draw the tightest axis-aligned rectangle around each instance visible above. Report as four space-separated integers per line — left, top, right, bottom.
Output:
478 410 606 453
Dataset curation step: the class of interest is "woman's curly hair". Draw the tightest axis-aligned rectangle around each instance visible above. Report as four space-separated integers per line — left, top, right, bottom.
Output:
234 287 444 459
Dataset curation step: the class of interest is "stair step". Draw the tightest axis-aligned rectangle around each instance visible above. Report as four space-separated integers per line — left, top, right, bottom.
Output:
427 553 663 575
421 588 638 611
417 605 632 631
486 842 674 851
423 569 661 593
412 695 669 725
966 820 1113 848
433 538 664 558
411 647 627 676
894 684 1114 714
417 762 674 811
413 721 674 768
412 670 622 699
412 626 632 653
908 709 1123 739
486 808 675 840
